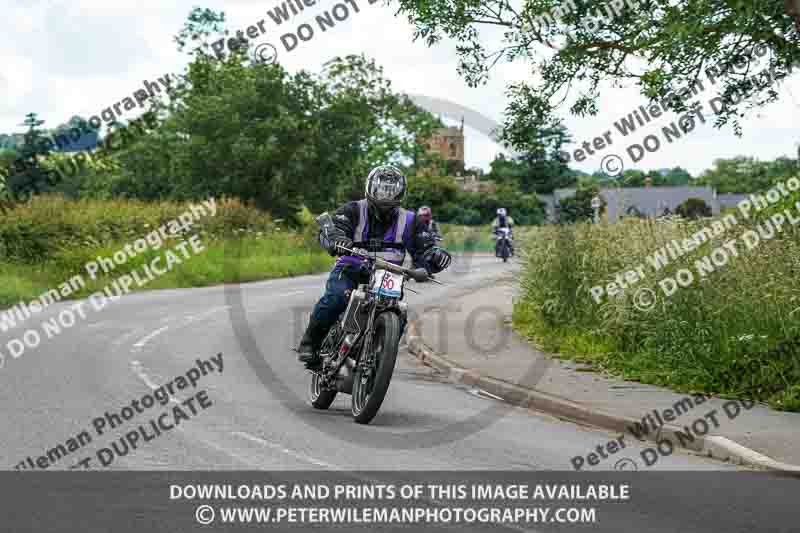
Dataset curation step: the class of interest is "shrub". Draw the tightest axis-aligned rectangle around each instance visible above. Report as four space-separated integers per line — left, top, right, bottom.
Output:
0 194 276 263
675 197 712 219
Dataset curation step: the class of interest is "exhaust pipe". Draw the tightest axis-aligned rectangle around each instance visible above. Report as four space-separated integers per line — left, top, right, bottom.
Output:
336 358 356 394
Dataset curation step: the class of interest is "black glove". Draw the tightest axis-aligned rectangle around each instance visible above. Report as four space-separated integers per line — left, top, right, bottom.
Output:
425 248 452 272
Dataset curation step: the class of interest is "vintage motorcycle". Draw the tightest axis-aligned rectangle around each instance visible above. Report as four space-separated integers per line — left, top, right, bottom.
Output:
495 227 513 262
310 213 441 424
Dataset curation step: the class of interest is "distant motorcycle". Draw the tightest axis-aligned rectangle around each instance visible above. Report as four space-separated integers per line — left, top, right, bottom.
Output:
309 213 441 424
495 227 513 263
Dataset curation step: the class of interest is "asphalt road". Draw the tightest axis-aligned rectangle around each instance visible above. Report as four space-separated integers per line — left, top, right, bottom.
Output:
4 254 795 532
0 254 737 471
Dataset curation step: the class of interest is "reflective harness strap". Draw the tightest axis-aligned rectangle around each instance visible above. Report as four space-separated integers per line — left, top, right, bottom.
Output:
341 202 408 265
353 199 368 242
380 207 408 264
394 208 408 245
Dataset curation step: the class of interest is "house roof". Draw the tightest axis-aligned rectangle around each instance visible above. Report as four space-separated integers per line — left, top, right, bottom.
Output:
602 186 717 219
552 186 719 220
717 193 749 209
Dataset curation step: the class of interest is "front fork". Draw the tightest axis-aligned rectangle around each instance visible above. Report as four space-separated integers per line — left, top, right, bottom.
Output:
357 303 407 379
358 306 379 378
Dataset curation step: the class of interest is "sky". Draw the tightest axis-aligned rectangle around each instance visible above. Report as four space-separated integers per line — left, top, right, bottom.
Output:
2 0 799 178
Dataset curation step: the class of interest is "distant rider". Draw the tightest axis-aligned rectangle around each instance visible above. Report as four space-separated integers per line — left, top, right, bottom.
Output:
492 208 514 257
295 165 453 369
417 206 441 241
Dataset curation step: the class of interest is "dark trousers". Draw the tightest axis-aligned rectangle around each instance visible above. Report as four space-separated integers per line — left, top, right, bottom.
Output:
305 265 357 349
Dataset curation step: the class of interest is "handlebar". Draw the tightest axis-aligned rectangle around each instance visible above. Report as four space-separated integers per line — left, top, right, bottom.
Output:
336 245 443 285
316 212 443 285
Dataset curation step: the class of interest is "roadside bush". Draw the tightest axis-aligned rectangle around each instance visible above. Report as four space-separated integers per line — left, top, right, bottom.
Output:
0 195 334 306
0 194 276 263
675 197 712 219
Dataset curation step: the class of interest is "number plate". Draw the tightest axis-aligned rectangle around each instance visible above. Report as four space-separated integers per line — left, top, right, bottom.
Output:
372 269 403 298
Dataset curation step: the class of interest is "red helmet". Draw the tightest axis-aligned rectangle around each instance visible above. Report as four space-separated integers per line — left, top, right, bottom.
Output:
417 205 432 224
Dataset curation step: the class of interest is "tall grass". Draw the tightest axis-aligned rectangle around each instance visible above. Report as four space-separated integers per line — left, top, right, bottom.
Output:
513 189 800 411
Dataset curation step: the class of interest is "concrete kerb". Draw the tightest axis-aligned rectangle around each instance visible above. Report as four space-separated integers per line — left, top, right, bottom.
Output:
405 323 800 476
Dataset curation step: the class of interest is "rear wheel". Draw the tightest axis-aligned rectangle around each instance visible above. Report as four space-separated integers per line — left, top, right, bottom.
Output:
351 312 400 424
310 371 337 410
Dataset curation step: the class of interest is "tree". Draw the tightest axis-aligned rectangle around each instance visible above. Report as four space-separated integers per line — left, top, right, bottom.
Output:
315 54 442 203
50 116 99 152
498 91 574 193
105 8 442 221
620 169 648 187
676 197 712 219
394 0 800 138
486 148 576 195
6 113 57 199
406 174 460 210
660 166 693 186
557 185 602 223
486 154 528 185
695 156 796 192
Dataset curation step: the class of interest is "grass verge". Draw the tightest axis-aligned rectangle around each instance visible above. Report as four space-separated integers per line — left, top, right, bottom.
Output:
0 195 333 307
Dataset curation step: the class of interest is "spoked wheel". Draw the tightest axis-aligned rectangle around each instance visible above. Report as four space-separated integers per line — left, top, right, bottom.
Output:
351 312 400 424
310 371 337 410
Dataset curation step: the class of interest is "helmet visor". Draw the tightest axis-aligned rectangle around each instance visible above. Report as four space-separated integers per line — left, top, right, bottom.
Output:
369 177 404 202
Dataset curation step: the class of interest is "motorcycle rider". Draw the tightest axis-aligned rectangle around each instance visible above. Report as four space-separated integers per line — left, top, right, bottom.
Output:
492 207 514 257
417 206 441 241
296 165 453 368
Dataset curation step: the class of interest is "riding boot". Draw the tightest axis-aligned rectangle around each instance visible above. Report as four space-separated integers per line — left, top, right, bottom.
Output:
295 328 322 368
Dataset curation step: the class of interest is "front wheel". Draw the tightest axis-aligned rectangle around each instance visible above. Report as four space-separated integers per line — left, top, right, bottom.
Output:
351 312 401 424
310 371 337 410
501 241 510 262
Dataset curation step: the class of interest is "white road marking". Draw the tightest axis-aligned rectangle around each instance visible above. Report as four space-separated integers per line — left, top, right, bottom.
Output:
130 360 180 405
232 431 338 469
278 290 306 297
183 305 231 323
132 326 169 349
475 388 505 401
111 328 145 349
129 360 260 468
